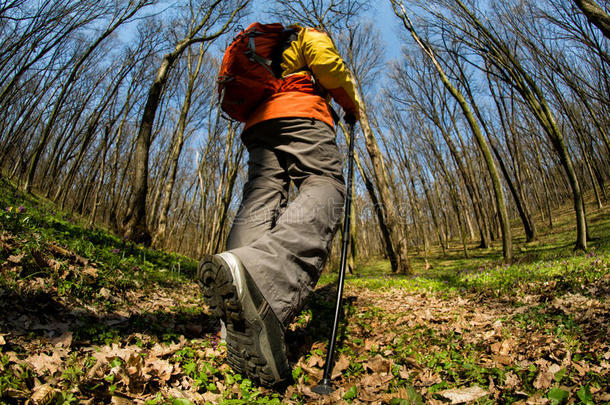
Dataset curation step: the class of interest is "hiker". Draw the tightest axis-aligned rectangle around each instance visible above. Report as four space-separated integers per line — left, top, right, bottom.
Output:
198 22 360 387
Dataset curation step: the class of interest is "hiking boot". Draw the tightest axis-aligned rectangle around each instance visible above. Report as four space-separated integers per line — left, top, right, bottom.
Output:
197 252 290 387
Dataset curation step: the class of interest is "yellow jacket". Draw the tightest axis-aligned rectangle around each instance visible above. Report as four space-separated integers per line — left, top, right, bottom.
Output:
245 25 361 130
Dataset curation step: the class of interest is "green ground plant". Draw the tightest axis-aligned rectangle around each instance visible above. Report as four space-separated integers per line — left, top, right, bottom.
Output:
0 176 608 403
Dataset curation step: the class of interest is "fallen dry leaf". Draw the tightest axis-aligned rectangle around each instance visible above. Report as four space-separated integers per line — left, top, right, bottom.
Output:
331 354 350 379
202 391 221 403
110 396 132 405
360 373 393 390
7 253 24 264
491 339 514 355
26 351 65 375
149 341 184 358
99 287 112 299
358 386 382 402
416 369 442 387
146 357 174 382
364 354 392 374
301 363 323 380
525 393 549 404
397 365 411 379
83 266 98 278
50 331 72 348
364 338 379 351
533 363 561 390
492 354 512 366
503 371 521 389
30 384 56 405
437 386 490 404
307 352 324 368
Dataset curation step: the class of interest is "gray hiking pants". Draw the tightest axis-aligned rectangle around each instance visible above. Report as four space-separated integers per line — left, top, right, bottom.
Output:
226 118 345 326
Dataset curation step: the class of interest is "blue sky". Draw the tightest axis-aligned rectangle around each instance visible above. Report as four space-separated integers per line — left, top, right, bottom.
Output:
251 0 404 62
374 1 404 62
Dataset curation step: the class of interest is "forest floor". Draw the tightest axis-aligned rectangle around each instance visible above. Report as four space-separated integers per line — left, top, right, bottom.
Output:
0 176 608 404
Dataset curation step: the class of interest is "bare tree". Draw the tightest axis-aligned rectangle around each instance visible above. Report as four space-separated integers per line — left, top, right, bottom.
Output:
270 0 368 32
23 0 156 192
0 1 106 104
391 1 514 262
122 0 249 244
152 44 214 247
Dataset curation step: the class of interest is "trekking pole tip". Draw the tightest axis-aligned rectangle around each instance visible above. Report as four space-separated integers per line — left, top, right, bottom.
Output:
312 378 334 395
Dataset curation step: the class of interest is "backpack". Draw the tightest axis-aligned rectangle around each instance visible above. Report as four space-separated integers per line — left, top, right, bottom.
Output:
217 23 297 122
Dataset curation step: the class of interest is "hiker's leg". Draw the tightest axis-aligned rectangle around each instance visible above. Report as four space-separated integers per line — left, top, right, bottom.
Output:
230 118 345 325
200 126 292 387
225 137 289 250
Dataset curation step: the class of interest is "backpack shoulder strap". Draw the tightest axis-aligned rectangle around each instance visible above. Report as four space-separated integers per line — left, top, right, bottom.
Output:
271 27 300 77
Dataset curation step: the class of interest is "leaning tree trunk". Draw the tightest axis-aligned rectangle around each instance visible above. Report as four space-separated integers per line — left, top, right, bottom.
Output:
208 124 245 255
152 43 206 248
359 108 412 273
122 1 247 244
89 127 111 227
572 0 610 39
415 157 447 254
393 2 513 262
429 110 492 248
483 73 537 241
404 155 430 268
338 120 398 267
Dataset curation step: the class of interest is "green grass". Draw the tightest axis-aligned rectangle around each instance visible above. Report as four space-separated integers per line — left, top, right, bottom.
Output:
0 177 196 291
1 175 609 404
337 193 610 295
312 195 609 404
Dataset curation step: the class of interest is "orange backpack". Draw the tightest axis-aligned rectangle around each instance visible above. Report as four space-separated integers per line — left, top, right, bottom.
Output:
218 23 319 122
218 23 286 122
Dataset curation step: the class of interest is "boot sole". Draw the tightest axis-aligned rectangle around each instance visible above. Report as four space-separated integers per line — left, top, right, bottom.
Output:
198 255 290 387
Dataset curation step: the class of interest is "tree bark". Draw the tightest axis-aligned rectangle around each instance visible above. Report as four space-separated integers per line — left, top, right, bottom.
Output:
359 108 412 273
573 0 610 39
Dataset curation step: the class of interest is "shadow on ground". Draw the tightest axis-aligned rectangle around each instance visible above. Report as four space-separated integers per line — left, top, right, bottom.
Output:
0 287 217 350
285 281 357 365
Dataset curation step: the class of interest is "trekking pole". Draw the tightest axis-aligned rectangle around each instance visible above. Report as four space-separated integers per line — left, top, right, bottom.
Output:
312 122 356 395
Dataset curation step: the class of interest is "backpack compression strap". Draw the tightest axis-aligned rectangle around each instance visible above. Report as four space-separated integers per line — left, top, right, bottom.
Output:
244 30 275 76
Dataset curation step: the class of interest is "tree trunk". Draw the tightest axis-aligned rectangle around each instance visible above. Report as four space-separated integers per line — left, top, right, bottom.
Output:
415 158 447 254
341 121 398 267
122 0 247 244
89 127 111 227
393 3 513 262
153 43 206 247
359 109 411 273
484 76 537 242
572 0 610 39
